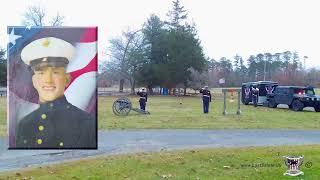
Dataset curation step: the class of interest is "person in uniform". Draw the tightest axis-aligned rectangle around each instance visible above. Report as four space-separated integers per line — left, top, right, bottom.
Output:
137 87 148 111
251 85 259 107
200 86 212 113
15 37 96 149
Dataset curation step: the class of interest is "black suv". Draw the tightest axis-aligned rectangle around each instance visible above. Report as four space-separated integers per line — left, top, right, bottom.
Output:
267 86 320 112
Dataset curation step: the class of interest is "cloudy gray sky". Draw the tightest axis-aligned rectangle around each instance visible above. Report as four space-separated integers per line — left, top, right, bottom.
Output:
1 0 319 68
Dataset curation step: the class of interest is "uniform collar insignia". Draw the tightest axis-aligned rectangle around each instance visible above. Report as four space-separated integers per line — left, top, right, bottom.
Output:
39 96 69 110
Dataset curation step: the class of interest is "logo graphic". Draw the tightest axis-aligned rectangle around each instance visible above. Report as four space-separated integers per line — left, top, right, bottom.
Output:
244 87 250 98
265 86 274 94
283 156 304 176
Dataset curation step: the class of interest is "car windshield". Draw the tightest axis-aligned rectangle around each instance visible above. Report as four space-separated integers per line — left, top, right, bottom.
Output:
305 89 315 95
293 88 315 95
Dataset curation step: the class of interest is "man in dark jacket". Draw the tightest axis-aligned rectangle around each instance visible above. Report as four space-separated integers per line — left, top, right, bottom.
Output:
15 37 96 149
200 86 212 113
137 87 148 111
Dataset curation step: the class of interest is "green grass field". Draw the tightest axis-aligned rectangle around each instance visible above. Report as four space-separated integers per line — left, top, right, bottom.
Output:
99 95 320 130
0 144 319 179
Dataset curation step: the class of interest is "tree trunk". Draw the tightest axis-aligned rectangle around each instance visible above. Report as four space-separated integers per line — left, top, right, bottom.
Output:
119 79 124 92
131 79 136 95
148 86 153 95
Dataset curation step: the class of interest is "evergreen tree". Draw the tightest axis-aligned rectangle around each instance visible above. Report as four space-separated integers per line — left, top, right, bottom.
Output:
0 48 6 86
165 0 206 93
166 0 188 30
137 14 169 91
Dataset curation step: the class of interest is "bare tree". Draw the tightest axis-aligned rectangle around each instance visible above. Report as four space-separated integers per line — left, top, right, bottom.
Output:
50 13 64 26
22 5 65 26
107 28 146 94
187 67 208 94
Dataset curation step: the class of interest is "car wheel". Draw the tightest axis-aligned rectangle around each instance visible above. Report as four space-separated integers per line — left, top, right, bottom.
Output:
291 100 304 111
315 106 320 112
268 98 277 108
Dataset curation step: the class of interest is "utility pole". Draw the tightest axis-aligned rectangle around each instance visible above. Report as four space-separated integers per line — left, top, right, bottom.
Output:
303 56 308 71
263 56 267 81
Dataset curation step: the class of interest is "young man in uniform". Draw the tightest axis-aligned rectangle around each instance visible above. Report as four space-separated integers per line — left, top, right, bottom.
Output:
16 37 96 149
137 87 148 111
200 86 212 113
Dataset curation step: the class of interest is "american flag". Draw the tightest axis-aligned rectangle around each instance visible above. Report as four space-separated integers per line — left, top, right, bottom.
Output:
7 26 97 147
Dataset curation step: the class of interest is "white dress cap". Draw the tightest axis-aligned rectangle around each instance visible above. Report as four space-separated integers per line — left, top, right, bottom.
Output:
21 37 75 65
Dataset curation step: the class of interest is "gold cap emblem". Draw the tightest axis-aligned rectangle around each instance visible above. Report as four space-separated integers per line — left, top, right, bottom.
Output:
42 38 50 47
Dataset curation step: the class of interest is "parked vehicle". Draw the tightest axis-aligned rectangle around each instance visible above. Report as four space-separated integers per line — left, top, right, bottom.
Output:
267 86 320 112
241 81 278 105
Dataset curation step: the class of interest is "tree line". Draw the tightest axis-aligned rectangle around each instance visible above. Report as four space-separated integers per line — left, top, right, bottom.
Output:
99 0 319 94
209 51 319 87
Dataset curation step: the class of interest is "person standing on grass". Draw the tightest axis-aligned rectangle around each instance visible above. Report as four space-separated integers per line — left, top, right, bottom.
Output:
252 85 259 107
137 87 148 111
200 86 212 113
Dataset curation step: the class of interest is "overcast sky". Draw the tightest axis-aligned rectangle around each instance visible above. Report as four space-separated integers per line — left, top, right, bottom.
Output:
1 0 319 69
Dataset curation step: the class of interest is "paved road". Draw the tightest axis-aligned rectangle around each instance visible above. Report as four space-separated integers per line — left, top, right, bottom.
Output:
1 129 320 172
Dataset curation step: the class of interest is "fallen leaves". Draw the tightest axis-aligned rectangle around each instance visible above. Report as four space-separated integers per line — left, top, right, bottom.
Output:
155 172 174 179
161 174 173 179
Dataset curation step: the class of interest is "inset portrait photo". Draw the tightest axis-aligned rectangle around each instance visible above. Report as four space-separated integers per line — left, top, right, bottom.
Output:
8 27 97 149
